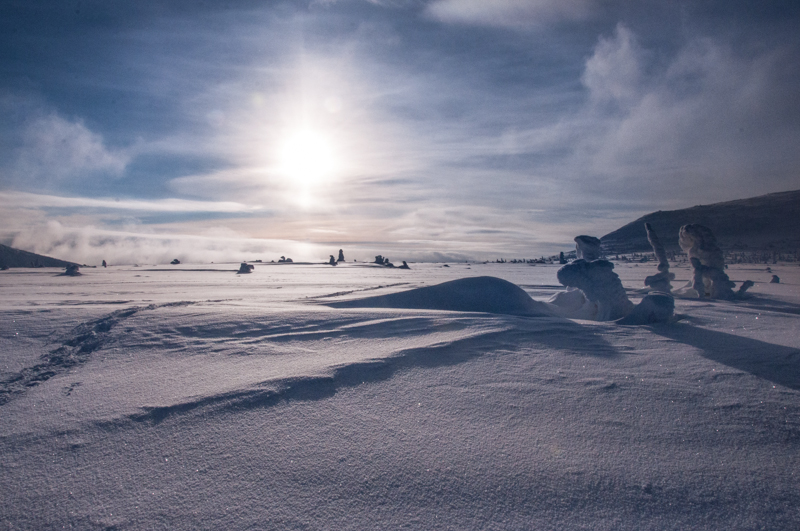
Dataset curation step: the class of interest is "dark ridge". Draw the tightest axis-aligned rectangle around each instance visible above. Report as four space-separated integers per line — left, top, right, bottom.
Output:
0 244 80 269
600 189 800 254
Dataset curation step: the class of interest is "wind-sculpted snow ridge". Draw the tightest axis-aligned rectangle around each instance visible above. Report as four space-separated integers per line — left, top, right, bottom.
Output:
326 276 553 316
1 305 534 435
123 329 516 425
0 301 196 405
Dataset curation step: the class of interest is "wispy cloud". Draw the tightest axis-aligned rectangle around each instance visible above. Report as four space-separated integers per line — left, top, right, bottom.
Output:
12 112 130 187
572 24 800 203
0 191 262 213
425 0 598 27
9 221 317 266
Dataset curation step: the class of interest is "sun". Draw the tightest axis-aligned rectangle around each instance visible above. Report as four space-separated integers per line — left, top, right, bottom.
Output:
277 129 337 187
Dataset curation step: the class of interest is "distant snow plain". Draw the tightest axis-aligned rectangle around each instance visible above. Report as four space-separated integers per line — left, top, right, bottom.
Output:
1 261 798 530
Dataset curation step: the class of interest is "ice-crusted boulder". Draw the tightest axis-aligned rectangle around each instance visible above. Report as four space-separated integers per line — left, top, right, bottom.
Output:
643 223 675 293
547 287 598 320
574 235 602 261
678 224 735 299
63 264 82 276
617 292 675 325
556 259 634 321
738 280 755 295
552 232 674 324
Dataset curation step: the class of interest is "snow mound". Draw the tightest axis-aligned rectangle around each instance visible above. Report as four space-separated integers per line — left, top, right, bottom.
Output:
328 276 553 316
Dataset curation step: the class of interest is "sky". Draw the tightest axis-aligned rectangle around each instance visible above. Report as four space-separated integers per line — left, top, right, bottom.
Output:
1 0 799 264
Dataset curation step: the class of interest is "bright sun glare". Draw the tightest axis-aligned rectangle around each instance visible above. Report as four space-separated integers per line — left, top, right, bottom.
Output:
277 129 336 187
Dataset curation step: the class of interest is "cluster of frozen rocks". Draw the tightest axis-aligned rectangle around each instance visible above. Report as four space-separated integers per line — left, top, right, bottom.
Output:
551 223 753 324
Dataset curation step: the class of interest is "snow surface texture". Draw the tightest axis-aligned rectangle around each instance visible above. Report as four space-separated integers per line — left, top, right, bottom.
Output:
2 262 800 529
678 224 736 299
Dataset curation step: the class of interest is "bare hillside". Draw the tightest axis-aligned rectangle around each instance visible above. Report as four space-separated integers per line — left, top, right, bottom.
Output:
601 189 800 254
0 244 79 269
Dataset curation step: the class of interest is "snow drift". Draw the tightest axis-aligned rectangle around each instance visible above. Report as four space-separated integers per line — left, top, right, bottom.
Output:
327 276 553 316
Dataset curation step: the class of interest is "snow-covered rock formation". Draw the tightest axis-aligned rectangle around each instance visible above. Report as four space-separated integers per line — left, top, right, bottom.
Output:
574 235 602 261
552 232 674 324
63 264 82 276
643 223 675 293
555 259 634 321
678 224 735 299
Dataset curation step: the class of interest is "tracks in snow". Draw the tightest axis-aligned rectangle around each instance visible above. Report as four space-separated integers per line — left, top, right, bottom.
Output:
0 302 196 405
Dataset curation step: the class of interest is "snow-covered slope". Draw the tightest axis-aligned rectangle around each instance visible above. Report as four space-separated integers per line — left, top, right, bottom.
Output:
0 243 80 269
601 189 800 254
1 262 799 529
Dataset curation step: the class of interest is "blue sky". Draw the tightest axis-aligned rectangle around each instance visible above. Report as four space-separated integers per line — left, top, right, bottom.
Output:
1 0 799 264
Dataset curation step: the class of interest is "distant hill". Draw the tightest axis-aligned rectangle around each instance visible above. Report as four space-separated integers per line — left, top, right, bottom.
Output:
601 189 800 254
0 244 80 269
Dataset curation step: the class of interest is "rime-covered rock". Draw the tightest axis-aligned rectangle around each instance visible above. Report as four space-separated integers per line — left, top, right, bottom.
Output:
617 292 675 325
679 224 735 299
737 280 755 294
556 259 634 321
643 223 674 292
574 235 602 261
63 264 82 276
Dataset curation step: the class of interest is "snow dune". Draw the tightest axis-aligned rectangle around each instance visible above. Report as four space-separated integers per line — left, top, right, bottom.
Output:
326 275 553 316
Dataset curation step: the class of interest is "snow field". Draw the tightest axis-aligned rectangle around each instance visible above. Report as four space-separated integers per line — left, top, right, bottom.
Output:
1 262 799 529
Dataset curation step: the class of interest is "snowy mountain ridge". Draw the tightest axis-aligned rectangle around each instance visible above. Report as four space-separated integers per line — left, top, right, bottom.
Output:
601 189 800 254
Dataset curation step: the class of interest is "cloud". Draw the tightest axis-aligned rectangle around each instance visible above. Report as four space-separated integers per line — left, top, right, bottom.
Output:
424 0 597 27
581 24 644 107
12 113 130 186
573 24 800 203
9 221 322 266
6 218 497 265
0 191 262 214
